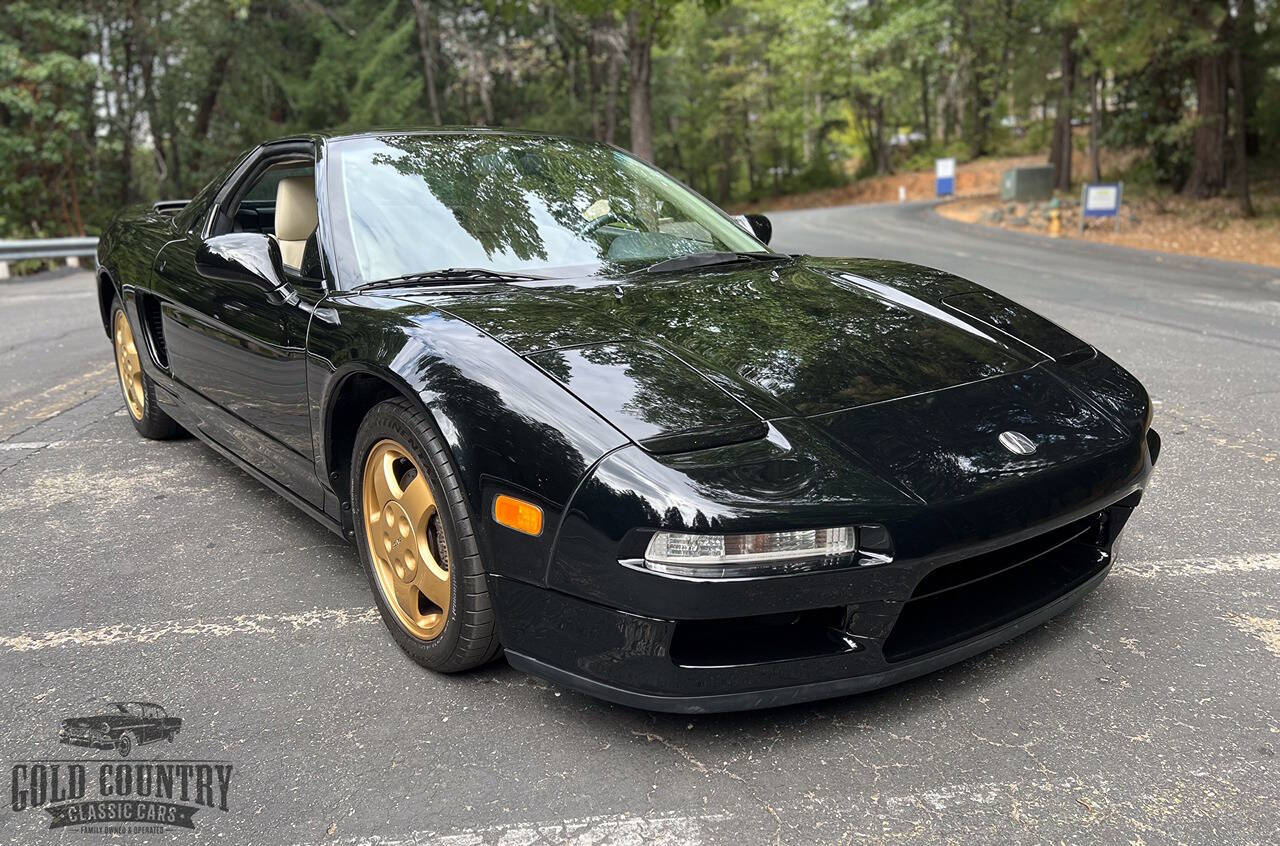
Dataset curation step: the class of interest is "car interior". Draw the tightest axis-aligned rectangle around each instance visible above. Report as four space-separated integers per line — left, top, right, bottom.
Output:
228 162 322 279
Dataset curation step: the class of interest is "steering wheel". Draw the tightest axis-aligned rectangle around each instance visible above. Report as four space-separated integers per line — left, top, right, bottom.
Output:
580 209 647 237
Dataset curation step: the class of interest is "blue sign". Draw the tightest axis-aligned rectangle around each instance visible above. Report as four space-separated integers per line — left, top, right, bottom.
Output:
935 158 956 197
1082 183 1122 218
1080 182 1124 231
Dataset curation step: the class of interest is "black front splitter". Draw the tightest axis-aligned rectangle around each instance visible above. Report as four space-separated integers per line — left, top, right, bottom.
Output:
505 562 1112 714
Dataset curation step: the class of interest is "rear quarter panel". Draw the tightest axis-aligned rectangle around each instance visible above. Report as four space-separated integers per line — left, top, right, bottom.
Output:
96 205 181 324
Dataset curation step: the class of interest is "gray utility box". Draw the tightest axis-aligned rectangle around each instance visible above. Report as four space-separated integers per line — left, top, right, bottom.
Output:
1000 166 1054 202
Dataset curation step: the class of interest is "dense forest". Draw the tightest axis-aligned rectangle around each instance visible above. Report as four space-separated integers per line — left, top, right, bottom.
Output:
2 0 1277 238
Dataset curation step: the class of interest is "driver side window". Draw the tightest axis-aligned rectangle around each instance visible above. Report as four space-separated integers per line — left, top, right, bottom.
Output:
231 162 322 280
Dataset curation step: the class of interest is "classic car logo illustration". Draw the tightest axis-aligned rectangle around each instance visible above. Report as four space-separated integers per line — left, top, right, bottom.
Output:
8 699 233 833
59 701 181 758
998 430 1038 455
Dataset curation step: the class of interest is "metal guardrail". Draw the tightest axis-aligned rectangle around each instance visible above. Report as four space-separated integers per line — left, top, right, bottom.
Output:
0 236 99 278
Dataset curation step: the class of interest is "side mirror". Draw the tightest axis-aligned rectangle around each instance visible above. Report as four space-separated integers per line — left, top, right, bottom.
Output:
195 233 286 293
744 213 772 245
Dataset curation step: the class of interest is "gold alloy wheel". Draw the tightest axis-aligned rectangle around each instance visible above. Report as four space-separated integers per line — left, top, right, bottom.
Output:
113 309 145 421
362 439 451 640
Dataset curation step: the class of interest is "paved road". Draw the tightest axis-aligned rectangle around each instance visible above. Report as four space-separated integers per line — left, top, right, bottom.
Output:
2 204 1276 844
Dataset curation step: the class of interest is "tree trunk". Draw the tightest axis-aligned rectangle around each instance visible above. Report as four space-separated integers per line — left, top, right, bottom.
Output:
63 149 85 235
873 98 891 175
118 23 136 207
1238 0 1260 155
960 7 991 158
189 48 231 175
1229 19 1254 216
943 68 959 144
1182 49 1228 197
586 32 601 140
1049 28 1076 192
626 7 656 161
409 0 442 125
604 45 621 145
801 80 813 163
477 69 494 125
666 113 683 172
717 132 733 203
129 0 171 195
1087 73 1101 183
919 61 931 142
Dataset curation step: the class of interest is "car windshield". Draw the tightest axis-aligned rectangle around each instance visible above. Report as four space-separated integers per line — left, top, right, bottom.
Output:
326 133 767 286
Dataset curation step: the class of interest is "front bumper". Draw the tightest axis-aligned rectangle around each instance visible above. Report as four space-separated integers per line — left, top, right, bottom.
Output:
59 734 114 750
506 561 1110 712
495 483 1147 713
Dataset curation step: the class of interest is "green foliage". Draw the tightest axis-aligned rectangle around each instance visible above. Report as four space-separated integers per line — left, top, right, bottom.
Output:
0 0 1276 239
900 141 970 174
0 2 96 235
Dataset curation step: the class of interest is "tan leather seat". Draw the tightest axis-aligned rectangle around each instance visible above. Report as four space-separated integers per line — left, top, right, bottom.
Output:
274 175 317 269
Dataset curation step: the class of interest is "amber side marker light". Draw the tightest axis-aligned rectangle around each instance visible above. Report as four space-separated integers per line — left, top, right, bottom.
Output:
493 494 544 536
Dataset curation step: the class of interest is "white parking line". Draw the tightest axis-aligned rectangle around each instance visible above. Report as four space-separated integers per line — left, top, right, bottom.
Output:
295 811 730 846
1184 294 1280 319
0 441 59 451
1116 552 1280 579
0 607 380 652
0 290 96 306
1228 615 1280 658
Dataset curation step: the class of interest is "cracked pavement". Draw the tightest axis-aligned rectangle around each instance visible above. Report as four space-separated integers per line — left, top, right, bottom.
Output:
1 205 1276 844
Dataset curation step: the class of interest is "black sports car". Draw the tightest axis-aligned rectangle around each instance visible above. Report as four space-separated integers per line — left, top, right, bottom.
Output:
59 702 181 757
96 129 1159 712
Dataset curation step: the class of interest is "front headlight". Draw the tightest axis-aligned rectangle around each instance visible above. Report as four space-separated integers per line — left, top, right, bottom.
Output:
640 526 891 578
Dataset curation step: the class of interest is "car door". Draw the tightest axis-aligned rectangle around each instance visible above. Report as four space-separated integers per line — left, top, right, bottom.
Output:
138 706 159 743
149 144 324 505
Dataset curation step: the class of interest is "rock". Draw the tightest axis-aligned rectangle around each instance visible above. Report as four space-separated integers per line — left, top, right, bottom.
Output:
987 209 1004 223
1010 215 1030 226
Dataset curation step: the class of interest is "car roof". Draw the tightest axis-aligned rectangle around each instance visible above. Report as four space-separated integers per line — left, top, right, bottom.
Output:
110 700 164 708
263 126 586 147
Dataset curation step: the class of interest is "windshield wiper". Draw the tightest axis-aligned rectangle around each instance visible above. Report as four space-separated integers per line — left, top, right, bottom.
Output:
642 251 789 275
359 268 548 290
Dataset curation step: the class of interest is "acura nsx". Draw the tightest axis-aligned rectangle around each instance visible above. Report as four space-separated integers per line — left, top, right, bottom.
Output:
95 129 1159 712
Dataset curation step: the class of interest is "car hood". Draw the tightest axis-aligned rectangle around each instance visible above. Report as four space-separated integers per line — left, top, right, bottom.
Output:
428 257 1058 451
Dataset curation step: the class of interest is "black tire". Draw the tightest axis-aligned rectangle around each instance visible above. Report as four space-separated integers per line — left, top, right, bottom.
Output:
351 398 501 672
116 733 133 758
110 297 184 440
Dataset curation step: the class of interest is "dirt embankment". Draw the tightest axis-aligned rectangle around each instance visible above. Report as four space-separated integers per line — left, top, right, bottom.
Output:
738 155 1044 212
743 151 1280 269
937 194 1280 269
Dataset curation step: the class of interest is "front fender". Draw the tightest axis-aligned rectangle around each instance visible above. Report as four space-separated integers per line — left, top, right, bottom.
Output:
307 292 628 584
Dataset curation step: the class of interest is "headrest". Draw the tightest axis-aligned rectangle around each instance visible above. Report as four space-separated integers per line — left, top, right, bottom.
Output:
275 175 317 241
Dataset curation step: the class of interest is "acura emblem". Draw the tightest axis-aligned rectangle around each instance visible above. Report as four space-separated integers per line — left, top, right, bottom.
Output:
998 431 1037 455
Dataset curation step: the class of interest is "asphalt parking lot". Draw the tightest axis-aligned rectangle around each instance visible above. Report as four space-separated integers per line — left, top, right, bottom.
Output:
2 203 1277 844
